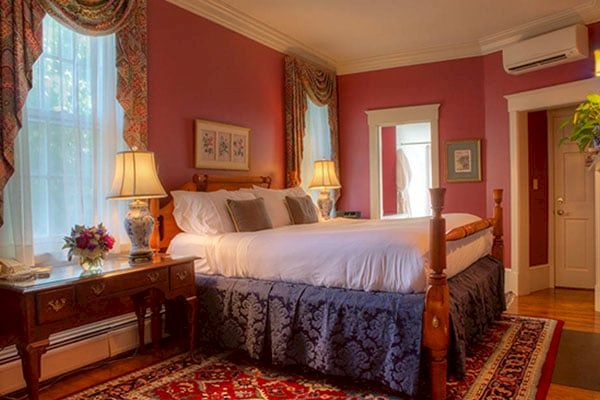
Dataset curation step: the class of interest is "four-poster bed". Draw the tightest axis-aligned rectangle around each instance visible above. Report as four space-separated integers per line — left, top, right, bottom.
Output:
151 174 504 400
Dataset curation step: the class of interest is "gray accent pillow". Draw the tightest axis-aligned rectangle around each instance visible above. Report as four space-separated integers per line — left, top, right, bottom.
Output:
226 198 273 232
285 195 319 224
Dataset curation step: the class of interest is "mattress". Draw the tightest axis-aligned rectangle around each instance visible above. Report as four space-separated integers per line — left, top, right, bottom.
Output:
168 213 492 293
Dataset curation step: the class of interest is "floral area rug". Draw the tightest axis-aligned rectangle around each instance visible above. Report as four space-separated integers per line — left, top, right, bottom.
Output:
61 315 562 400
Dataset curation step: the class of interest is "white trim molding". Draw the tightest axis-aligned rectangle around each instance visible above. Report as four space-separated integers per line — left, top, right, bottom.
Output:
336 42 481 75
479 0 600 54
366 104 440 219
165 0 336 71
504 76 600 311
166 0 600 75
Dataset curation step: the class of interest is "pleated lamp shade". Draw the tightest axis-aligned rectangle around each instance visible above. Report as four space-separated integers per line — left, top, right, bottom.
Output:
308 160 341 190
107 151 167 200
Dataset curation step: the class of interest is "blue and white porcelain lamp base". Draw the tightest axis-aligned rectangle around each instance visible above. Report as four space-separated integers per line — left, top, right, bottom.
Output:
317 189 333 219
125 199 155 264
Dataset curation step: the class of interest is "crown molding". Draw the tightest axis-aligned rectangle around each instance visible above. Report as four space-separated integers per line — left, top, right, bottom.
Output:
479 0 600 54
338 0 600 75
336 42 482 75
166 0 600 76
165 0 336 71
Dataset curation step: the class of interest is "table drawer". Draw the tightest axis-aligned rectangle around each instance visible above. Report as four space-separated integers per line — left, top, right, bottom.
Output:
36 287 76 324
113 268 169 292
76 280 113 304
170 262 194 290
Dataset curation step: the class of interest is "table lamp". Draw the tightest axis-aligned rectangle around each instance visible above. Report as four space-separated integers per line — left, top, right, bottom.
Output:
308 159 341 219
107 151 167 263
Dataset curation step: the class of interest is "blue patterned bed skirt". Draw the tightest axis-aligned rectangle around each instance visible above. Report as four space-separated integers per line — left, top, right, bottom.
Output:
195 256 505 397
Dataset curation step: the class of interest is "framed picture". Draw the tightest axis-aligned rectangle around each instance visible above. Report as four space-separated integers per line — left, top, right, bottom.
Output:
195 119 250 171
446 139 482 182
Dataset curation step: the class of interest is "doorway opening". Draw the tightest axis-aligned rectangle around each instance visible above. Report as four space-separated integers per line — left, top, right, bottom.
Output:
527 106 595 292
366 104 440 220
381 122 433 218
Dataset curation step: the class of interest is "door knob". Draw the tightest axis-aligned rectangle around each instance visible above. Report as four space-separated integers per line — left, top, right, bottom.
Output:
557 210 565 216
556 197 565 205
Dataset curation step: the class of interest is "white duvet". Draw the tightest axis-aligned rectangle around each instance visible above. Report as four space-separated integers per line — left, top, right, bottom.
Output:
168 214 492 294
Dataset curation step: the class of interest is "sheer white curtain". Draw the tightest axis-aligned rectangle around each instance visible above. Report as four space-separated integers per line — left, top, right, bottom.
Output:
301 96 332 203
0 16 126 265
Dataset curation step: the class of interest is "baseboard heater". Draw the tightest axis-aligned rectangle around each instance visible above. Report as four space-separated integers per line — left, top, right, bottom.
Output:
0 310 163 395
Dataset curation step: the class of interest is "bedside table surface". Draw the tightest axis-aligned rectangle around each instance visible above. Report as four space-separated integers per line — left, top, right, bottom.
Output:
0 255 197 294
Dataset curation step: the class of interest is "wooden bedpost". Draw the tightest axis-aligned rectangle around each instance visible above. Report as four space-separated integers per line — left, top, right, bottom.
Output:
491 189 504 263
424 188 449 400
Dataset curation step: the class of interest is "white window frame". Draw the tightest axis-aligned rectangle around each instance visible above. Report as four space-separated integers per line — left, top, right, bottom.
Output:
366 104 440 219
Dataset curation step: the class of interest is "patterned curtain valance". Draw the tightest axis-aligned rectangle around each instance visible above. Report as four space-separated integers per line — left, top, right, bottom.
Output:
36 0 138 35
284 56 340 200
0 0 146 226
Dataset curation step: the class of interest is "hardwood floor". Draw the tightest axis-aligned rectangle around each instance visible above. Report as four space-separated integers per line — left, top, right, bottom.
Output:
507 288 600 334
1 288 597 399
507 288 600 400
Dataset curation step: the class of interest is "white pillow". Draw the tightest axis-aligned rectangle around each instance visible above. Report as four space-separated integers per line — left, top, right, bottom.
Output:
251 186 306 227
172 189 255 234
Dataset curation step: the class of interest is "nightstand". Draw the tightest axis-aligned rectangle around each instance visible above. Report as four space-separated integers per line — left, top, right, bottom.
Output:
336 210 362 219
0 255 198 400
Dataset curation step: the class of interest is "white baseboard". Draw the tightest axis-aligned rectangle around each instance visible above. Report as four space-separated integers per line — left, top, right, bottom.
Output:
0 313 155 395
504 268 518 295
528 264 550 293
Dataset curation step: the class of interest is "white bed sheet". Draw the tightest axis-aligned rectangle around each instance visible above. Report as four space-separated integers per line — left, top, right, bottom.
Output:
168 214 492 294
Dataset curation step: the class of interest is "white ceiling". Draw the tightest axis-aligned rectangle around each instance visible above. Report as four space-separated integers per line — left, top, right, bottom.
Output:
168 0 600 74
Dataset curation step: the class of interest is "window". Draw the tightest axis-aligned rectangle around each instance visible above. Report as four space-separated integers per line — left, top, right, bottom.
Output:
0 16 124 264
301 96 333 203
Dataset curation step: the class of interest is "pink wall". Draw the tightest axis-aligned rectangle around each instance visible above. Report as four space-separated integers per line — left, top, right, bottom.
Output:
338 22 600 265
146 0 285 191
381 126 397 215
483 21 600 265
528 111 549 267
338 56 487 218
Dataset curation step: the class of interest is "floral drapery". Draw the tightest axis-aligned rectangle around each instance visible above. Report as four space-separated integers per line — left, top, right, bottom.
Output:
0 0 147 226
0 0 45 228
284 56 340 199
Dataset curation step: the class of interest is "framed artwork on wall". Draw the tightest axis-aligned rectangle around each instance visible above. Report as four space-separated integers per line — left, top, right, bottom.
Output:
194 119 251 171
445 139 482 182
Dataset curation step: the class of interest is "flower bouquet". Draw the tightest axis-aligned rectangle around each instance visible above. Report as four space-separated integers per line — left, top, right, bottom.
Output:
63 224 115 272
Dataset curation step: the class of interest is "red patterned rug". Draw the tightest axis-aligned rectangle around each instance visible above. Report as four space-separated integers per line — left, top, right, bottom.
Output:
62 315 562 400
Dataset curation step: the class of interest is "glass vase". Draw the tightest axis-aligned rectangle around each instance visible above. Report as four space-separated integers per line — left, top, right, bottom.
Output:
79 257 104 274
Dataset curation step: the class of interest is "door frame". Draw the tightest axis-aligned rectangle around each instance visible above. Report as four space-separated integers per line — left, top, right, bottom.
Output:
366 104 440 219
505 76 600 311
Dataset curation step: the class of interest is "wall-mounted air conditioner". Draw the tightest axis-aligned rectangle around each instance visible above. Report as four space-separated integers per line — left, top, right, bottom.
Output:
502 24 589 75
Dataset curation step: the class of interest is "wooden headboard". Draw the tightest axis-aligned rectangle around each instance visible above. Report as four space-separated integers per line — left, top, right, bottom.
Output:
150 174 272 252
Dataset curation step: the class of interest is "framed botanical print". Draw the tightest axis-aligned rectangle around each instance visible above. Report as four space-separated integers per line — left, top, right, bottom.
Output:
446 139 482 182
194 119 250 171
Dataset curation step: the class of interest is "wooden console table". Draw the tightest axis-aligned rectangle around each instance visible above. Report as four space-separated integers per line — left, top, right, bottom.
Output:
0 255 197 400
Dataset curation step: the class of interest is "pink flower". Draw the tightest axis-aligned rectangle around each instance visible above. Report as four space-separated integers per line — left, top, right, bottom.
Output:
76 235 90 249
103 236 115 250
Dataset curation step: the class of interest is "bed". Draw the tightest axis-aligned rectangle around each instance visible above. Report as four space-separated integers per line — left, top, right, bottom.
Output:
151 174 505 400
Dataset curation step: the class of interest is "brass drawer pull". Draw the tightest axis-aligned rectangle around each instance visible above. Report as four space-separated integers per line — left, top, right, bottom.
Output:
47 298 67 312
147 271 160 283
91 282 106 295
176 270 188 281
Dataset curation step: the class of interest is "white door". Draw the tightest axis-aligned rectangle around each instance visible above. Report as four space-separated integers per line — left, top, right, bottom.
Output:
550 107 596 289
